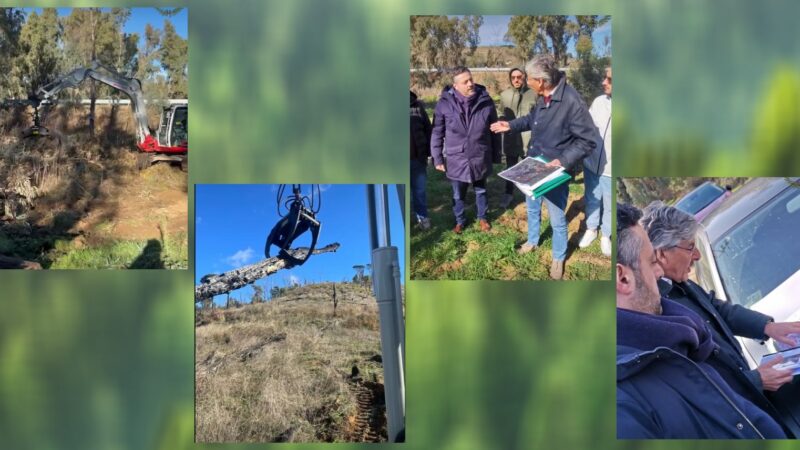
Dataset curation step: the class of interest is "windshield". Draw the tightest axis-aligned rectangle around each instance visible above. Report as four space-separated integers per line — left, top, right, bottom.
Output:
712 185 800 307
675 183 724 214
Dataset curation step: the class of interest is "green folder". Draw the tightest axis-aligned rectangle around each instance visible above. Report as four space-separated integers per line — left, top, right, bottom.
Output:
530 156 572 199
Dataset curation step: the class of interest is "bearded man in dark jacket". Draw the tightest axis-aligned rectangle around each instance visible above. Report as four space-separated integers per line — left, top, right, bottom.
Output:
616 203 786 439
430 67 501 234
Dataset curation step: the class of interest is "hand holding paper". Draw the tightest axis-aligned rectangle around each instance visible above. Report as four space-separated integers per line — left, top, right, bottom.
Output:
765 322 800 348
545 159 562 168
757 354 795 391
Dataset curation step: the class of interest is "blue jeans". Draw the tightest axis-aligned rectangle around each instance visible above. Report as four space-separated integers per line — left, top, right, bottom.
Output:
451 178 488 225
583 169 611 237
410 159 428 219
525 182 569 261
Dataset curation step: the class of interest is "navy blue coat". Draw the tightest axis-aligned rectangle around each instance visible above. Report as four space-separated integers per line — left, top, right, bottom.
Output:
658 279 792 427
430 84 501 183
617 300 786 439
508 75 598 173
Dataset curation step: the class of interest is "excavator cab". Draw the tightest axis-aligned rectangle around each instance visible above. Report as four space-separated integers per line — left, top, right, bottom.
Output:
156 104 188 148
265 184 322 266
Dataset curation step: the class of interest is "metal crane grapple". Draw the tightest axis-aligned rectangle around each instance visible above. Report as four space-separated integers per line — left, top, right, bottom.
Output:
265 184 321 266
24 61 187 164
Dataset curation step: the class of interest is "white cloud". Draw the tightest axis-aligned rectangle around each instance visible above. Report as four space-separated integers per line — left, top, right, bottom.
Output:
225 247 255 267
288 274 300 286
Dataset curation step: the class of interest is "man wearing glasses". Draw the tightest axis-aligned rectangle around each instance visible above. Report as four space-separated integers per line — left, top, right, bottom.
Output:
490 54 598 279
641 201 800 436
498 68 537 209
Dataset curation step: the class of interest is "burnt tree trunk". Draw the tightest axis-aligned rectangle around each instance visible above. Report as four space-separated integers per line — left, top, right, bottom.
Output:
195 243 340 302
332 283 338 317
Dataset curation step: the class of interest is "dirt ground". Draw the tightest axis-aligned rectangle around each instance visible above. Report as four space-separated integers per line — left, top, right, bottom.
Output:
74 163 187 242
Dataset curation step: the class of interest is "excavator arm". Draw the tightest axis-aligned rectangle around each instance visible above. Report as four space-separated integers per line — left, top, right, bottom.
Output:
33 61 152 148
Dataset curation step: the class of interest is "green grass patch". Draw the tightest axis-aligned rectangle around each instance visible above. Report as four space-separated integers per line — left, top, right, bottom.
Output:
411 163 611 280
48 232 188 269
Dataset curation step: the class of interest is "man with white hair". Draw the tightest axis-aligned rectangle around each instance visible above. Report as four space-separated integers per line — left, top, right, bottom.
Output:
641 201 800 436
491 54 599 279
616 202 786 439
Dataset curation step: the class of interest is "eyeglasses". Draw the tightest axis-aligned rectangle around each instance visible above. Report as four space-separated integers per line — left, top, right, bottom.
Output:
511 75 524 80
672 243 696 253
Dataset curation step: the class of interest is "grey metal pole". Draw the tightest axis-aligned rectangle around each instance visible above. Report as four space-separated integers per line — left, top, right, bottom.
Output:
395 184 406 228
366 184 405 442
377 184 391 247
371 246 405 442
366 185 378 251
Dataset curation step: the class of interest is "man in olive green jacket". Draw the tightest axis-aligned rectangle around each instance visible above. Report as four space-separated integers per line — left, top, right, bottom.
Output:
498 68 537 208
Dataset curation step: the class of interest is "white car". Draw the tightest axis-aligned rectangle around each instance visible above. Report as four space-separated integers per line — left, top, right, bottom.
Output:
694 177 800 369
693 177 800 434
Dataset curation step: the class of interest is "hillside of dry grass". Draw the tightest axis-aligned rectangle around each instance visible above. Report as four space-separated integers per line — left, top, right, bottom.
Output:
195 282 391 443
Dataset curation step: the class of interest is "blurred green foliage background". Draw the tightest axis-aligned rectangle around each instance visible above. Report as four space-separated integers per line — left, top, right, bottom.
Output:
2 0 800 448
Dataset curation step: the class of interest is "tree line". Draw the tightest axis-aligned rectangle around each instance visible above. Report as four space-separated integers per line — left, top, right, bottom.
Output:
0 8 188 101
410 15 610 104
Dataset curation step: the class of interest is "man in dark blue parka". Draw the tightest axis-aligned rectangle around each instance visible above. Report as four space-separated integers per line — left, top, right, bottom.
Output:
616 202 786 439
491 54 598 279
430 67 501 234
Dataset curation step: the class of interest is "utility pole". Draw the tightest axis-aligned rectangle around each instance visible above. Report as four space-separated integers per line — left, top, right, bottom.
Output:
366 184 405 442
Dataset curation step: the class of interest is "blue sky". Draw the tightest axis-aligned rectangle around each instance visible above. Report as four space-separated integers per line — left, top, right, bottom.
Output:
195 184 405 306
22 7 188 40
459 15 611 56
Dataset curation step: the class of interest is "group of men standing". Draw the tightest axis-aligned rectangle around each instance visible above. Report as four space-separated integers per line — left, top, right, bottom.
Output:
410 54 612 279
616 201 800 438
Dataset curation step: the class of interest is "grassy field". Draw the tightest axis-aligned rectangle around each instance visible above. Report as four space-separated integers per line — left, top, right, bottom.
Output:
410 164 612 280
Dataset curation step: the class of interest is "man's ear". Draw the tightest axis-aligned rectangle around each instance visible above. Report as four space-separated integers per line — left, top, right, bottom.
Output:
654 247 667 265
616 263 634 295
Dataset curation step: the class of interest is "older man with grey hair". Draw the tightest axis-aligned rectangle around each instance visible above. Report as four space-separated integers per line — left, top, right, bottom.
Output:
491 54 599 279
642 200 800 436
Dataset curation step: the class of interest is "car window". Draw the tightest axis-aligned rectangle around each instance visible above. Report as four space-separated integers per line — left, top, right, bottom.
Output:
675 183 725 215
712 186 800 307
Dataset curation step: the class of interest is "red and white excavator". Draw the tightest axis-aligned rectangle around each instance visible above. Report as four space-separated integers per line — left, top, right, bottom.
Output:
25 60 187 167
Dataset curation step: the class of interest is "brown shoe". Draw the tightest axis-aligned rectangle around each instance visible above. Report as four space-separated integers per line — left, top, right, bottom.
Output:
517 243 537 255
453 223 465 234
550 259 565 280
479 219 491 232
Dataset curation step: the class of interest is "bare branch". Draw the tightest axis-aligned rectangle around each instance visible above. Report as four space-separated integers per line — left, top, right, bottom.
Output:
195 243 340 301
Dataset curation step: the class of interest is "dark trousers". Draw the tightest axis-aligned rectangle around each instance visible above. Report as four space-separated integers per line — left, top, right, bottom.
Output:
451 178 488 225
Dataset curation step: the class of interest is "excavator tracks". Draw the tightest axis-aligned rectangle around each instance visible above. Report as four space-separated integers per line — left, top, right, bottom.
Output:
345 379 386 442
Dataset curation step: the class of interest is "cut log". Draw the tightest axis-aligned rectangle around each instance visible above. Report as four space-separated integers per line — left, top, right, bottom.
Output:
195 243 340 301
